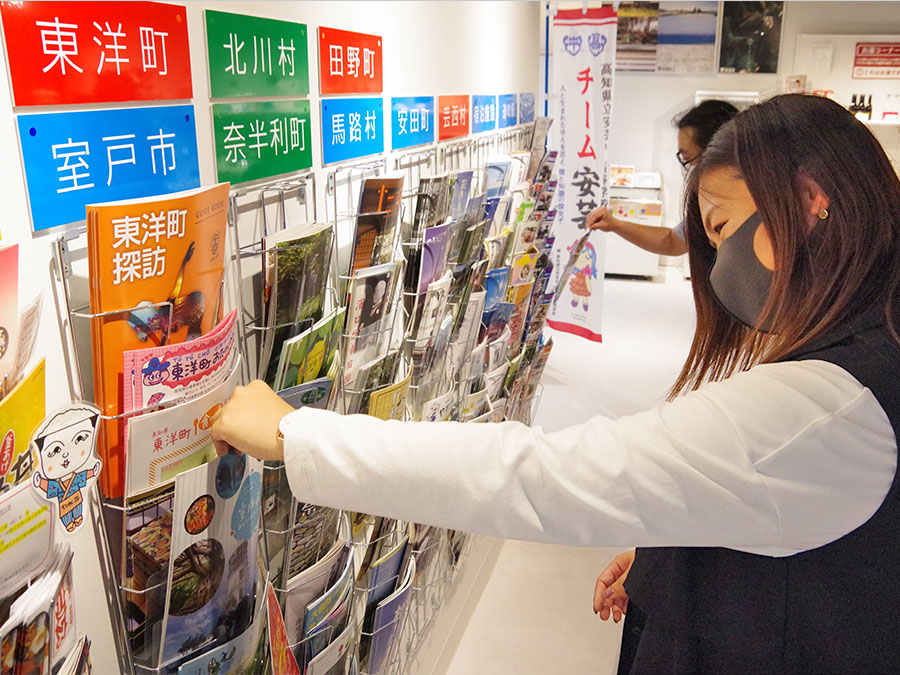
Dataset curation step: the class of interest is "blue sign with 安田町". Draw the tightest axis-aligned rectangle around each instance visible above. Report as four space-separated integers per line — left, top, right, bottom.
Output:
519 93 536 123
17 105 200 232
499 94 518 128
391 96 434 150
471 95 497 134
321 97 384 165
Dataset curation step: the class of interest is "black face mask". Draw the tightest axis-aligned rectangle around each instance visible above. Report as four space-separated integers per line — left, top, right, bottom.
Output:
708 211 774 330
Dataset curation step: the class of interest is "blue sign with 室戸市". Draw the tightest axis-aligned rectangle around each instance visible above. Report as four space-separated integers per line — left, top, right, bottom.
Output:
321 97 384 165
519 93 536 124
391 96 435 150
471 95 497 134
499 94 518 128
17 105 200 232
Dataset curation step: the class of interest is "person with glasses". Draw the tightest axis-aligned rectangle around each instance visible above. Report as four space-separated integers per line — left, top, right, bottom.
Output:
585 99 739 257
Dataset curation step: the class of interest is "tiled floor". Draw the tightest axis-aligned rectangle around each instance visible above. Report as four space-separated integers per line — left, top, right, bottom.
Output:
446 269 696 674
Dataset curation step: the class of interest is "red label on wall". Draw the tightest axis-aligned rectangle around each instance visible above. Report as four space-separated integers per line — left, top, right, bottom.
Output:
437 95 470 141
318 26 382 95
0 1 192 106
853 42 900 80
0 430 13 476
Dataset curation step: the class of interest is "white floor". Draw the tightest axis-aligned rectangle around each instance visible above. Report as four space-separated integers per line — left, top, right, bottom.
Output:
445 269 697 675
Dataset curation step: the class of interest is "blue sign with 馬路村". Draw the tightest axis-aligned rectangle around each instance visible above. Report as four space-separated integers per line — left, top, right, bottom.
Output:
472 95 497 134
519 93 536 123
17 105 201 232
391 96 435 150
321 97 384 165
499 94 518 128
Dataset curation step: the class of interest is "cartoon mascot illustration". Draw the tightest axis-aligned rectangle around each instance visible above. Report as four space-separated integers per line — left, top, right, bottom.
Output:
567 239 598 311
31 405 102 532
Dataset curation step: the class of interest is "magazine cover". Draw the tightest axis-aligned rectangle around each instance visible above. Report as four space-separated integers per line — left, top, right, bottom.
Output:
261 222 332 386
417 223 451 296
265 582 301 675
159 452 262 665
448 170 474 222
411 175 450 240
284 503 340 581
719 1 783 74
175 595 264 675
483 268 510 311
125 361 241 498
282 537 346 652
0 361 50 595
366 557 415 674
306 620 354 675
0 244 18 389
278 378 333 411
484 161 513 200
275 308 345 391
124 310 237 414
342 263 398 390
657 1 719 73
87 183 230 499
10 293 42 391
368 372 411 421
351 176 404 275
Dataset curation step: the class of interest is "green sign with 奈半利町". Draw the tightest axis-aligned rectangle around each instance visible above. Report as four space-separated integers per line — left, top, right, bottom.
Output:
212 100 313 184
205 9 310 98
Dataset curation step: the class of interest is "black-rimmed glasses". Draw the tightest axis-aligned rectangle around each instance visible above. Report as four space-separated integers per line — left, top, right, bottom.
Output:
676 150 699 168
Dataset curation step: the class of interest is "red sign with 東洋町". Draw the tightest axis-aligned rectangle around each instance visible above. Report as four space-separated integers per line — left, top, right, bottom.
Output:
318 26 382 95
0 1 192 106
437 94 469 141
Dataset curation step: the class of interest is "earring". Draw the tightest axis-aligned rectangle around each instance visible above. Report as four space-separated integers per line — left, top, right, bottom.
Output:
817 207 829 220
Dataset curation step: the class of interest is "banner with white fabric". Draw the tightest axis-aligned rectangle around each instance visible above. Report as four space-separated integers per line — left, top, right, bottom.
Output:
546 6 617 342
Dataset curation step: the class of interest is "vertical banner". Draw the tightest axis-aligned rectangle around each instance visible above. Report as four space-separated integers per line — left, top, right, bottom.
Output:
547 7 617 343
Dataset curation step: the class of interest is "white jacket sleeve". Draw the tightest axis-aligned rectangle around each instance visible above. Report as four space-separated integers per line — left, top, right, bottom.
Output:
280 360 896 556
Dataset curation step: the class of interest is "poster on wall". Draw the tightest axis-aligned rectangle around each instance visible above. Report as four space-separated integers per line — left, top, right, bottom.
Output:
853 42 900 79
205 10 310 98
519 93 536 123
616 2 658 71
547 7 617 343
657 1 719 73
719 1 784 74
0 1 192 106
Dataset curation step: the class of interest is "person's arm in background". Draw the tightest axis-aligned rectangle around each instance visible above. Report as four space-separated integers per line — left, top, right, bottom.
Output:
586 206 687 256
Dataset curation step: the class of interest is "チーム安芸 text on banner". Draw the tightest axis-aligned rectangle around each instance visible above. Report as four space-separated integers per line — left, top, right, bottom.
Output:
546 6 617 343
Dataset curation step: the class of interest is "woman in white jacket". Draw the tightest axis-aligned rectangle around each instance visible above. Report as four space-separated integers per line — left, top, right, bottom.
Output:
212 94 900 673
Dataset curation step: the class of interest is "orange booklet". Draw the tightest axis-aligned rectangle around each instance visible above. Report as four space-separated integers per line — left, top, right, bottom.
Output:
87 183 230 499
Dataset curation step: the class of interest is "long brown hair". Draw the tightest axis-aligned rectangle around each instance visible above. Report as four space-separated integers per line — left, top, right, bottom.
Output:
671 94 900 397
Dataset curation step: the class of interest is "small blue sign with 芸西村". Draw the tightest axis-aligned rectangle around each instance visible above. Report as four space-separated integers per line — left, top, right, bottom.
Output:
499 94 518 128
17 105 200 232
321 97 384 165
519 93 536 124
391 96 434 150
472 95 497 134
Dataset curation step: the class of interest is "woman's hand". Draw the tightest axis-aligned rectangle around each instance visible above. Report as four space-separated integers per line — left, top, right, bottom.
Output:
593 549 635 622
585 206 623 233
210 379 295 462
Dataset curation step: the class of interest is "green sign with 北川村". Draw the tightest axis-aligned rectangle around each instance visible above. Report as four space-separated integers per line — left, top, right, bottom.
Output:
206 10 309 98
212 100 313 184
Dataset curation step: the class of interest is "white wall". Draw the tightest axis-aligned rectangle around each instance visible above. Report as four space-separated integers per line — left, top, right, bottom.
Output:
546 1 900 227
0 3 539 673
